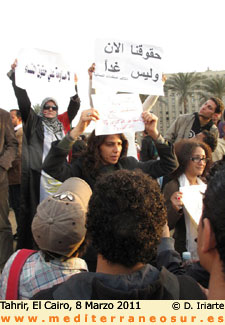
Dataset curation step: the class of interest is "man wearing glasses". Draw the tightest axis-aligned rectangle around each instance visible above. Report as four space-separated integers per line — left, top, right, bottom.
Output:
8 61 80 249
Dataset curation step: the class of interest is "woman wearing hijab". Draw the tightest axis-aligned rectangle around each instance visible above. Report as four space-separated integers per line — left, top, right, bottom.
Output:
8 61 80 249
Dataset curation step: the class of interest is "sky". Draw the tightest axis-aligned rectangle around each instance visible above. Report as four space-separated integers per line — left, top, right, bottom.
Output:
1 0 225 120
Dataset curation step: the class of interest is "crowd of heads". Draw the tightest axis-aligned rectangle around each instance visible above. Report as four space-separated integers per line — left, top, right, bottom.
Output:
32 155 225 292
5 79 225 299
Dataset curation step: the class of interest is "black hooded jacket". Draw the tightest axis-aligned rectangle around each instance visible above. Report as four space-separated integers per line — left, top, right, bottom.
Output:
33 265 206 300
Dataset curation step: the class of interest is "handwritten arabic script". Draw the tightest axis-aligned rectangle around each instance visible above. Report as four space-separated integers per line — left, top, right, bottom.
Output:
92 93 144 136
93 39 164 95
24 64 71 83
15 48 75 97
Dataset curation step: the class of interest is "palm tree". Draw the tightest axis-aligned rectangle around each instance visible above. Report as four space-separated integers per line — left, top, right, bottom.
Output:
33 104 41 115
164 72 205 114
198 75 225 102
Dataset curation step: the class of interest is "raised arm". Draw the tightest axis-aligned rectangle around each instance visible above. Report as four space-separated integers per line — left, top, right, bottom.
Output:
66 73 81 122
88 63 96 108
163 180 184 230
42 108 100 181
138 112 178 178
69 108 99 139
58 93 81 134
66 94 81 123
8 60 32 123
142 75 166 112
142 95 159 112
156 222 185 275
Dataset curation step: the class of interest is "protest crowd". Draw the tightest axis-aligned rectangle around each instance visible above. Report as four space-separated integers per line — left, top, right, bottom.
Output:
1 52 225 301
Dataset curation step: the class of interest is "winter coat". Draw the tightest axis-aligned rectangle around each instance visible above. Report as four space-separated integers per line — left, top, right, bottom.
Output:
32 264 206 300
43 135 178 190
165 113 218 143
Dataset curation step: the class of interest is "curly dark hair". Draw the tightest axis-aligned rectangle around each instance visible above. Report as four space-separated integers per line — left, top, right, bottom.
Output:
202 161 225 274
86 169 167 267
81 130 128 178
200 130 218 153
171 139 212 179
206 155 225 182
210 97 224 114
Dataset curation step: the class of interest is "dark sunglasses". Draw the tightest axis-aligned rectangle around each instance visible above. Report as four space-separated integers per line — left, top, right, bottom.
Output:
44 105 58 111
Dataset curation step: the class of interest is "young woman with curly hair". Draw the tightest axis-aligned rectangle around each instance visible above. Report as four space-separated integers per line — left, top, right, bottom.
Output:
163 139 212 258
42 107 178 271
43 108 178 190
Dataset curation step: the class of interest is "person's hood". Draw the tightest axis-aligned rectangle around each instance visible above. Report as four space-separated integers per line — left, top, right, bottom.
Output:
50 265 181 300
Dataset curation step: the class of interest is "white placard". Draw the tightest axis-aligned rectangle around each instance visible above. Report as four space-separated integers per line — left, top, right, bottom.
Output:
179 184 207 226
93 39 164 95
15 48 75 97
92 93 144 136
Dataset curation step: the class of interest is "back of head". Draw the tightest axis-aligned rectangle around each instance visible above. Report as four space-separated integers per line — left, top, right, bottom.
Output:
199 130 217 153
202 161 225 272
211 97 224 114
86 169 167 267
206 155 225 182
32 177 92 258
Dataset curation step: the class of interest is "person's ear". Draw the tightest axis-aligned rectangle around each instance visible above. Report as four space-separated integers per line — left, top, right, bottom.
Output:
201 218 216 253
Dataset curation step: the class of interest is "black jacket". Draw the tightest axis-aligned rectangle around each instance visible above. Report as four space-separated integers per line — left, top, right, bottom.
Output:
43 135 178 190
10 72 80 249
32 265 206 300
140 135 158 161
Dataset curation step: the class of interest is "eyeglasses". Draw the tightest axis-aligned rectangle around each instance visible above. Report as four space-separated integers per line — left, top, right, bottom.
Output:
43 105 58 111
190 157 209 163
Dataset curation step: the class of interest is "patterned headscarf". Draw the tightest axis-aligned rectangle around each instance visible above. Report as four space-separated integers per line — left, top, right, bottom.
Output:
40 97 63 135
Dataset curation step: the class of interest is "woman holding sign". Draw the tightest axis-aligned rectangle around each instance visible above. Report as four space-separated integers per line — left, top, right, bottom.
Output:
163 140 212 259
43 108 178 188
43 108 178 271
8 60 80 249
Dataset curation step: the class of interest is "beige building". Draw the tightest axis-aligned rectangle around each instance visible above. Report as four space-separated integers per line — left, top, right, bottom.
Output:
152 69 225 137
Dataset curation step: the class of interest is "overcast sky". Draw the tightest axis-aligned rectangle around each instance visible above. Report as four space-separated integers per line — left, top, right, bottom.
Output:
1 0 224 115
